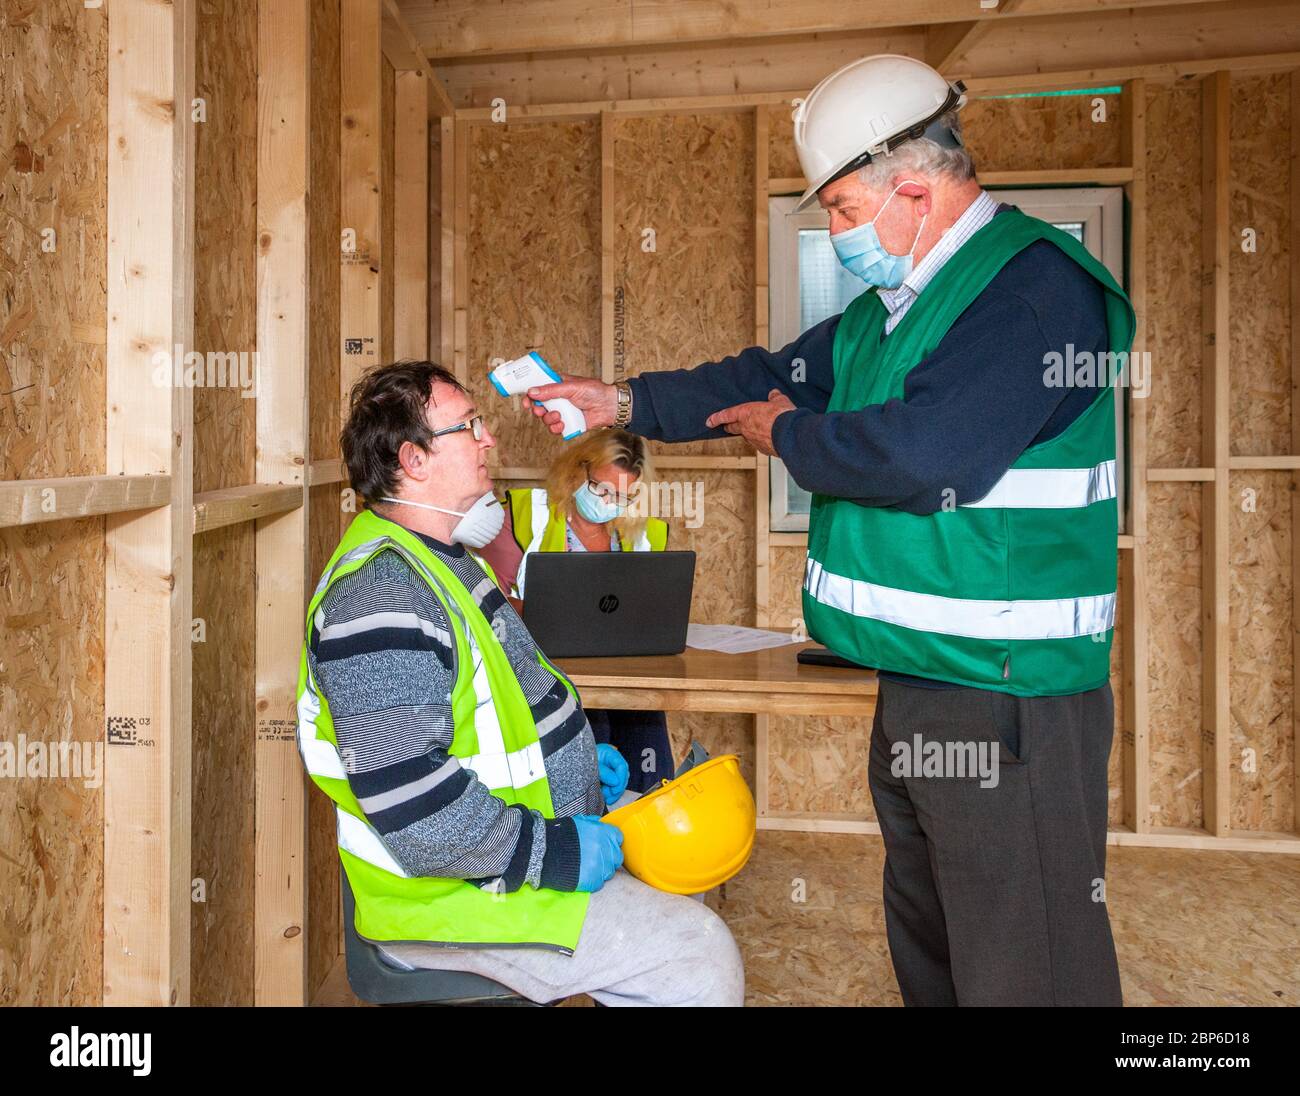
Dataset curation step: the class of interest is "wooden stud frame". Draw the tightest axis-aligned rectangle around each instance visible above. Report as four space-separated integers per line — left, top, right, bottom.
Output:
340 0 384 408
1201 71 1232 837
1292 70 1300 837
394 69 430 358
103 0 197 1005
253 0 311 1006
1120 78 1151 834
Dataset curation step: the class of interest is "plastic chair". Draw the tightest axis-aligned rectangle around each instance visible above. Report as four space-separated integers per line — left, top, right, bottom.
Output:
341 873 539 1006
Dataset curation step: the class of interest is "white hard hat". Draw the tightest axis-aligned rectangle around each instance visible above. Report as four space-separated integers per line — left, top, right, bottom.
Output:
794 54 967 211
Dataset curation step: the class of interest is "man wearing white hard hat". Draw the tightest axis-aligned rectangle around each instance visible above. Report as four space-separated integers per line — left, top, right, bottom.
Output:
526 54 1133 1006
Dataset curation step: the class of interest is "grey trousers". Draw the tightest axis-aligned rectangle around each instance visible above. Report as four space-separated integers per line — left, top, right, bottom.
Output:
378 868 745 1006
868 676 1123 1006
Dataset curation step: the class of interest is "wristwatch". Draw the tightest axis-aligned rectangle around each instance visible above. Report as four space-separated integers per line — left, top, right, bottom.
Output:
613 380 633 428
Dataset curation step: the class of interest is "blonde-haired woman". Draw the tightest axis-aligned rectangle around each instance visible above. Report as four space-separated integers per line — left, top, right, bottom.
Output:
480 428 673 794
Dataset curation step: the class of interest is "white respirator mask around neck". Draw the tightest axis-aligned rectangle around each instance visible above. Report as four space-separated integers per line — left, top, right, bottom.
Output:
378 491 504 549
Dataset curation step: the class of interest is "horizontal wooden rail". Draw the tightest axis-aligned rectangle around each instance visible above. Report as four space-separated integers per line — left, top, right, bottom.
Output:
768 177 805 195
309 459 346 486
982 167 1135 186
770 168 1135 196
1148 467 1216 481
1227 454 1300 469
192 483 304 534
0 473 171 529
453 51 1300 124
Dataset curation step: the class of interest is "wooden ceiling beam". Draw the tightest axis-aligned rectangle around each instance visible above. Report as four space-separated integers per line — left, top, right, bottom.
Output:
435 0 1300 110
400 0 1227 61
382 0 455 116
925 0 1024 73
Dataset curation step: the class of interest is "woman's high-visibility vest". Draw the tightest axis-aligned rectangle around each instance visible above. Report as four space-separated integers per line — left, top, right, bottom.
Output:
297 508 590 951
505 486 668 599
803 209 1136 696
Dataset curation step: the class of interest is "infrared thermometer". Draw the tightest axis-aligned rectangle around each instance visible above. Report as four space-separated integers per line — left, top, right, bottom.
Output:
489 352 587 440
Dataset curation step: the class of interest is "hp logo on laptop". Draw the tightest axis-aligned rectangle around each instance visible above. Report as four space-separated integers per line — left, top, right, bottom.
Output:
598 594 620 614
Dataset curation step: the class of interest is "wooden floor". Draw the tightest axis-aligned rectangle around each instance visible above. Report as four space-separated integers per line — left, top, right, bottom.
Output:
313 831 1300 1007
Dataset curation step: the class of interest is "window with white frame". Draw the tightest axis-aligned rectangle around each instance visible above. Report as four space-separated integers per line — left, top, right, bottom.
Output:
768 186 1128 533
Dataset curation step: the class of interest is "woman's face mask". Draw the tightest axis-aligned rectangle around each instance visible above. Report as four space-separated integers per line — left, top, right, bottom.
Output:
573 481 627 525
829 180 928 289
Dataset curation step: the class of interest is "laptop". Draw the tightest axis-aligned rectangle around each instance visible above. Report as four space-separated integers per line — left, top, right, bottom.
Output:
522 551 696 658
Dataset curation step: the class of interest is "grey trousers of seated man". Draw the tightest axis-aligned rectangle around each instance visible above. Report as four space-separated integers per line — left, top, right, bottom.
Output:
378 868 744 1006
378 787 744 1007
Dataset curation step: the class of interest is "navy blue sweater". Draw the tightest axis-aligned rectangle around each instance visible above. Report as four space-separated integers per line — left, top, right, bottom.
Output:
626 226 1111 689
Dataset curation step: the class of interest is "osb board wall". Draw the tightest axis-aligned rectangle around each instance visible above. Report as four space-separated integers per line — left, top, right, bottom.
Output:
1141 76 1296 833
1230 472 1293 831
613 113 753 458
1148 484 1204 828
194 0 257 493
1145 82 1204 468
1 2 107 481
767 546 872 816
190 524 255 1005
381 57 395 365
310 0 342 464
962 93 1123 171
767 92 1125 184
768 105 801 179
190 0 259 1006
1226 75 1294 833
466 119 601 467
307 0 344 1000
0 520 106 1005
0 3 107 1004
1228 76 1291 457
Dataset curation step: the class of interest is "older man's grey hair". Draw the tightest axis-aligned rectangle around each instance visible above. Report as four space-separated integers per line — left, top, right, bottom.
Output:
855 110 976 190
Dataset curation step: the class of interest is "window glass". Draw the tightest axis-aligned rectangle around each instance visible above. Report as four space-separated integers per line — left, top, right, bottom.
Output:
797 228 869 332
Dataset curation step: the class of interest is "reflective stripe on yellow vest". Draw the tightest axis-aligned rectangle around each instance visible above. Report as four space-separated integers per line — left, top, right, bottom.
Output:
505 486 668 599
296 508 590 951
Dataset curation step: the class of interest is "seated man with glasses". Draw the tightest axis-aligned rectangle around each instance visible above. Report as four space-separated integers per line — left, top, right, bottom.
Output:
296 359 743 1006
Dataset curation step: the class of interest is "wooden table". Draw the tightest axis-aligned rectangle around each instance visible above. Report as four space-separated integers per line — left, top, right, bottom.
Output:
555 640 880 834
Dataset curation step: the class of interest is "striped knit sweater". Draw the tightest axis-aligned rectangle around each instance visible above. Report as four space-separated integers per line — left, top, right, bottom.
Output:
306 523 603 893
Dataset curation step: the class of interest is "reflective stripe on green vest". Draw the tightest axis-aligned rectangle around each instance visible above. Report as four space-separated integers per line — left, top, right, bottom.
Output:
803 209 1135 697
296 508 590 951
505 487 668 599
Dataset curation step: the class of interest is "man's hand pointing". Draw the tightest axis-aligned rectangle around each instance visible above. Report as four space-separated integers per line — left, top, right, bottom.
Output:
705 389 796 457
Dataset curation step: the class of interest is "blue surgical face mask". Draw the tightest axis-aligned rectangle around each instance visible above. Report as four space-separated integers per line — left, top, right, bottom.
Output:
573 482 625 524
829 180 928 289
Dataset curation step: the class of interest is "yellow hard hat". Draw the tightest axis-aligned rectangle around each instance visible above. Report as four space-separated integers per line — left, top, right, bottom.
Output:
603 755 756 895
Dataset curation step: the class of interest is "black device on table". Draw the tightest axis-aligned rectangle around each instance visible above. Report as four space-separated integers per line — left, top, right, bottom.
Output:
522 550 696 658
796 646 873 670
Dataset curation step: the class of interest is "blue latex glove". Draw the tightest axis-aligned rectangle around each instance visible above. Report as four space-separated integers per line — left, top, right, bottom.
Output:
573 815 624 892
596 743 629 807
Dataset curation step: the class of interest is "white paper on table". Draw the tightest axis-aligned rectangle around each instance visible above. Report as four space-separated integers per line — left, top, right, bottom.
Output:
686 623 804 654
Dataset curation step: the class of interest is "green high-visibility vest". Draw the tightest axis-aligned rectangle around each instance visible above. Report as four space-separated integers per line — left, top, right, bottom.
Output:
297 508 590 951
803 209 1136 697
505 486 669 599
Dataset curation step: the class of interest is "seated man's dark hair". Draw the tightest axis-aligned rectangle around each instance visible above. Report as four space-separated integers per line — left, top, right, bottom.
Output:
341 360 466 501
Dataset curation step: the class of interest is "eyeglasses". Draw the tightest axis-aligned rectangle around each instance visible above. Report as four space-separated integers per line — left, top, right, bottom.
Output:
585 478 634 509
431 414 484 441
